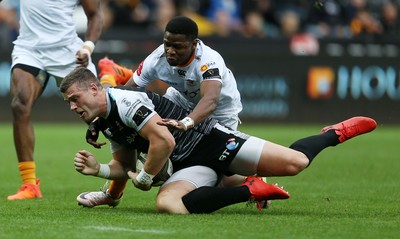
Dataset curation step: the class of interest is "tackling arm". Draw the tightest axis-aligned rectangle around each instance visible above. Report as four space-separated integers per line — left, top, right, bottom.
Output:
156 80 221 131
188 80 221 125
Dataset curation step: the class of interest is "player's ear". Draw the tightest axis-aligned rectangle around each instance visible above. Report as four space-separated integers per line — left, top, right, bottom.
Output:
88 82 99 95
190 39 197 50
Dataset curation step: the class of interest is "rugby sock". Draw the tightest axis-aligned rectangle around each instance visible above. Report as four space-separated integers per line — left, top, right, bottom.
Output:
109 179 127 199
182 186 251 214
289 130 339 165
100 75 117 87
18 161 36 185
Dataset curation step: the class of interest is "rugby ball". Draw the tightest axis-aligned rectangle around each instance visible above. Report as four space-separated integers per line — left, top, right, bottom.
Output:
136 152 173 186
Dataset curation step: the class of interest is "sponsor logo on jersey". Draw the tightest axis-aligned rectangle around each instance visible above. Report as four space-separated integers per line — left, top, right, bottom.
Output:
201 62 216 72
177 69 186 77
121 98 131 107
126 134 137 144
200 64 208 72
226 138 239 150
219 138 240 161
132 105 151 126
125 99 141 118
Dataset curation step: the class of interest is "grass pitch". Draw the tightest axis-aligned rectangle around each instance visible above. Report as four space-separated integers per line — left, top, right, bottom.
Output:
0 122 399 239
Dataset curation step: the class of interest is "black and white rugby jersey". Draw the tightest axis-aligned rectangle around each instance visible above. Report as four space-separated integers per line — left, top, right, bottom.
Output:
97 87 218 162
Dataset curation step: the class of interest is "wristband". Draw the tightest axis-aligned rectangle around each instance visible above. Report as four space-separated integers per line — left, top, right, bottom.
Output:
180 116 194 130
97 164 110 178
83 40 95 54
136 169 155 185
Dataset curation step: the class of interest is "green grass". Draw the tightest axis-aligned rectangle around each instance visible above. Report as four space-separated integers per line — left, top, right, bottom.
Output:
0 122 399 239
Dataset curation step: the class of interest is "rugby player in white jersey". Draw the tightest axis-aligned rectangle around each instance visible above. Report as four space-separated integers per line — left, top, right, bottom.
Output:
78 16 250 208
60 67 376 214
7 0 103 200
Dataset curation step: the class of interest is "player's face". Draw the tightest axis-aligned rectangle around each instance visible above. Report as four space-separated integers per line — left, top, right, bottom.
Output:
63 83 101 123
163 32 196 66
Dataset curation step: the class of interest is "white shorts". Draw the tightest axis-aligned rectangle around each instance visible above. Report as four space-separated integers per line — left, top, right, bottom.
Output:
162 165 218 188
11 41 96 84
229 136 266 175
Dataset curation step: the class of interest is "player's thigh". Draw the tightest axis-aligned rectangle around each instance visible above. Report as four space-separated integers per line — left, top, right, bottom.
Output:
257 140 307 176
231 136 307 176
10 67 43 105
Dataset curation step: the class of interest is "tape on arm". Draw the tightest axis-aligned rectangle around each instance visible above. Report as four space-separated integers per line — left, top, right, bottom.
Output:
82 40 95 55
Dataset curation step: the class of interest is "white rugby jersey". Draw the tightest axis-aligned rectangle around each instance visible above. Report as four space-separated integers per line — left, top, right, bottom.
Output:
132 39 242 125
14 0 80 48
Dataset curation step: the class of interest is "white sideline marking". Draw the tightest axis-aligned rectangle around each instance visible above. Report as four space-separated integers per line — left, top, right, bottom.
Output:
83 226 174 234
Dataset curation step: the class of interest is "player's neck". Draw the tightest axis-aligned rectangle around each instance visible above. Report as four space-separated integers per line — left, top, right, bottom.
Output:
178 51 195 67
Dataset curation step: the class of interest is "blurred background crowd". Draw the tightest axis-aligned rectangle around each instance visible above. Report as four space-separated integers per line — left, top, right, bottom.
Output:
1 0 399 47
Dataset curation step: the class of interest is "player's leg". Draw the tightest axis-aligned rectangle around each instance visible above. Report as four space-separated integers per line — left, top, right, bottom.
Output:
215 116 251 188
98 57 133 86
156 166 218 214
234 116 377 177
157 166 288 214
7 65 46 200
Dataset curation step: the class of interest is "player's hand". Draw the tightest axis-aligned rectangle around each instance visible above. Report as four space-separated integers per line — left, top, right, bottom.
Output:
157 118 188 132
74 150 99 176
86 118 106 149
127 171 152 191
75 49 90 67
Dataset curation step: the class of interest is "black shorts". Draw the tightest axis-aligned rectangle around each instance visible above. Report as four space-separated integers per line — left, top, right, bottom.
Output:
172 127 248 175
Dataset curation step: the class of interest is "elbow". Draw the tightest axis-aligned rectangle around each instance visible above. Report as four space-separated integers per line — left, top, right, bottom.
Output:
165 136 176 154
210 98 219 110
157 133 175 155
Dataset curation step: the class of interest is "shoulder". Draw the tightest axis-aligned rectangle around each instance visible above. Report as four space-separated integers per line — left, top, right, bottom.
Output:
108 88 156 128
109 87 149 103
196 40 225 66
146 45 166 63
140 45 167 70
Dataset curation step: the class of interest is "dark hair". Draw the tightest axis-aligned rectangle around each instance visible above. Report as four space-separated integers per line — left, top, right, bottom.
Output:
165 16 198 40
59 67 100 93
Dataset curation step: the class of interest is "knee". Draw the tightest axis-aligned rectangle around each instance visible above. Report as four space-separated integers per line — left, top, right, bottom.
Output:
11 94 32 117
155 195 171 213
286 152 309 176
156 194 188 214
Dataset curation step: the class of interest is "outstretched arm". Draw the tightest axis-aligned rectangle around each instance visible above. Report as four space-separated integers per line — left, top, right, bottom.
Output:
73 148 136 179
